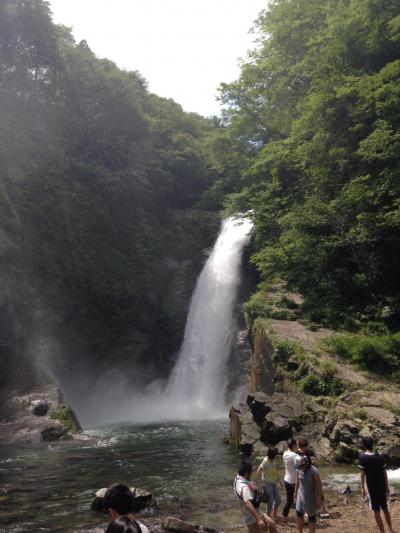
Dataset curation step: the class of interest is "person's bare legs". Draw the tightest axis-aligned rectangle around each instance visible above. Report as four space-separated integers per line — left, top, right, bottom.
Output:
374 510 385 533
383 508 394 532
296 515 304 533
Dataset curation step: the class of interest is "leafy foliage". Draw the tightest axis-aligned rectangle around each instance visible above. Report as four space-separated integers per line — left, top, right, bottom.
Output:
325 332 400 376
0 0 219 392
213 0 400 329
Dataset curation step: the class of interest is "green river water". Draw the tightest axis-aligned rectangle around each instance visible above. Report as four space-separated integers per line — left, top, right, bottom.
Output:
0 419 371 533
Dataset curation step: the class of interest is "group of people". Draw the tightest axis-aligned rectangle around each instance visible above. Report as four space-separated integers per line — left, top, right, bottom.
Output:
97 436 395 533
234 436 396 532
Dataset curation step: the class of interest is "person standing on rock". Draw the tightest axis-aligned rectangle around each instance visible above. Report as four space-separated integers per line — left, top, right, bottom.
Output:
359 436 395 533
281 438 297 526
294 455 323 533
234 463 278 533
257 447 281 522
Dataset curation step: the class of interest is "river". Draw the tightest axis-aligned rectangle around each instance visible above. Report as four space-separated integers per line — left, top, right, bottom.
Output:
0 419 243 532
3 417 394 533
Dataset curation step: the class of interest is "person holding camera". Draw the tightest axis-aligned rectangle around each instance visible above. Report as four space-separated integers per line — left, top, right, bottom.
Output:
294 455 323 533
234 463 278 533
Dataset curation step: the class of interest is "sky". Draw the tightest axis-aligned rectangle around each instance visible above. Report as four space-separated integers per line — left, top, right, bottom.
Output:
48 0 267 117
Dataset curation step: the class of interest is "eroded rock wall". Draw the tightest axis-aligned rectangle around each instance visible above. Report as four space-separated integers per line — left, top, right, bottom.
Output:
229 314 400 465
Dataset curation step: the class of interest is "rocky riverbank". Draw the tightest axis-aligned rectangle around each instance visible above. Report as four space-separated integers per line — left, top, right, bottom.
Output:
0 383 81 446
88 488 400 533
230 284 400 465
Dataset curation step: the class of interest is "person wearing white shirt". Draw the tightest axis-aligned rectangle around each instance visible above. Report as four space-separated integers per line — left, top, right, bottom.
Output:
234 463 278 533
281 438 297 525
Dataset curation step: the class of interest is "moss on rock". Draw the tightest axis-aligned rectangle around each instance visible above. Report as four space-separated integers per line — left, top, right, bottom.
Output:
49 404 81 433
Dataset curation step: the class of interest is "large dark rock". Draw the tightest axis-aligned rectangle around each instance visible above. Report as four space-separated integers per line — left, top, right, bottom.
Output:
230 390 328 456
91 487 152 513
0 385 81 446
31 401 49 416
260 413 292 444
229 404 260 456
246 392 271 424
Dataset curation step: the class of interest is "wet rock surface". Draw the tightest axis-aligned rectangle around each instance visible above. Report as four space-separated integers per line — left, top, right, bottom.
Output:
0 384 81 446
91 487 152 513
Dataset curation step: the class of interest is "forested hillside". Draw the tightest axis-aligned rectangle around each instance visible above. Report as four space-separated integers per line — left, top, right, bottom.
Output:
0 0 219 405
3 0 400 414
214 0 400 341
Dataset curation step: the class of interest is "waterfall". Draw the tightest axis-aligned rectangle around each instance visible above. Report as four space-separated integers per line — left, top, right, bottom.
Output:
165 215 253 418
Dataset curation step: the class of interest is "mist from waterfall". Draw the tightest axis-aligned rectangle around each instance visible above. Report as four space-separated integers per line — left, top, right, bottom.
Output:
164 215 253 418
66 215 253 425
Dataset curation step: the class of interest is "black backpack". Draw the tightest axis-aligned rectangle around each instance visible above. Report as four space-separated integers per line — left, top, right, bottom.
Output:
234 477 262 508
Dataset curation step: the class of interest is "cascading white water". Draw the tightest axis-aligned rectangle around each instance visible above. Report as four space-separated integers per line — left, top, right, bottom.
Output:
165 215 253 418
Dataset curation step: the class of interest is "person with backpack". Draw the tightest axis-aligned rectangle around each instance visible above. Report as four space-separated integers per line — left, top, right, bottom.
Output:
234 463 278 533
359 436 396 533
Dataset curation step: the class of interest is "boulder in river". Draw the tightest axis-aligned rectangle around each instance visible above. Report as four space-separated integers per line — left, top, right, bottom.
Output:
91 487 152 512
0 385 81 446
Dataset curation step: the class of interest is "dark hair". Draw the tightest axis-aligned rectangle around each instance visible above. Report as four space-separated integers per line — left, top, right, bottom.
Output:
267 447 278 460
298 438 308 449
287 438 297 450
104 483 135 515
361 436 374 451
106 516 142 533
238 463 252 476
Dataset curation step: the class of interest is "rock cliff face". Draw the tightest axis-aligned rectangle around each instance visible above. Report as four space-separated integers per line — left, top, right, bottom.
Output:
229 390 332 461
0 209 220 435
249 327 275 395
230 296 400 465
0 384 81 446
